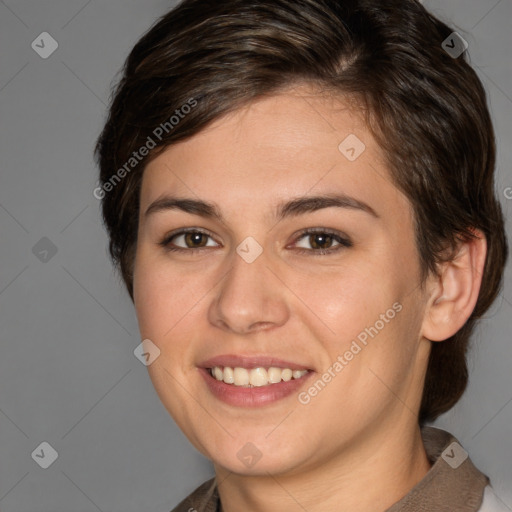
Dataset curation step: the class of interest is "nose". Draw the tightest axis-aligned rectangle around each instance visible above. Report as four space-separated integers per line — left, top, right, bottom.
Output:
208 247 290 335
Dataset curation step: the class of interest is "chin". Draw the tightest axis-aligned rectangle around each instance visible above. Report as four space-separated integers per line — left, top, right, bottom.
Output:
201 434 306 476
213 451 298 477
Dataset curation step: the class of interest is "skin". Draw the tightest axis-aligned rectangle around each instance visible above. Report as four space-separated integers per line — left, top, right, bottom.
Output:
132 84 486 512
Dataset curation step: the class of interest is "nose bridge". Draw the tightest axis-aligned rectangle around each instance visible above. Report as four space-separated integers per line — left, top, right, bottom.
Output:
208 243 289 333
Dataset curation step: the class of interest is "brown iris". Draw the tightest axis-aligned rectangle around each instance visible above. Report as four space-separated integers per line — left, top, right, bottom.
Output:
308 233 335 250
184 232 209 248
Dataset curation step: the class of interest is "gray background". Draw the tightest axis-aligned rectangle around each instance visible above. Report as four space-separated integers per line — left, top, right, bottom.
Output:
0 1 510 511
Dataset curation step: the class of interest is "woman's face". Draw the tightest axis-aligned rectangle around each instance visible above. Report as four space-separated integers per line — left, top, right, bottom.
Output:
133 85 432 476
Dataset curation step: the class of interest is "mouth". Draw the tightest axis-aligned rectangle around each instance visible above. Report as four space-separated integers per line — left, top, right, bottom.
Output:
198 355 314 407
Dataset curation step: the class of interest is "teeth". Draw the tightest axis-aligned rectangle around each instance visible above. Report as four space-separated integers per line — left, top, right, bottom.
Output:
213 367 223 381
281 369 292 382
233 367 249 386
209 366 308 387
267 367 282 383
249 367 268 387
223 366 234 384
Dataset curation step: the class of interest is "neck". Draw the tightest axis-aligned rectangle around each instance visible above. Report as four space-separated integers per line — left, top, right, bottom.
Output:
215 421 431 512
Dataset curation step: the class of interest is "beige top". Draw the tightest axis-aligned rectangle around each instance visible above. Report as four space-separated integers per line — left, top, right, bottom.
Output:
170 427 490 512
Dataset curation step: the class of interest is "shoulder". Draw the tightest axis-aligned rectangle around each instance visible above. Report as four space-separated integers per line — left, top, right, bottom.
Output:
478 486 511 512
169 478 218 512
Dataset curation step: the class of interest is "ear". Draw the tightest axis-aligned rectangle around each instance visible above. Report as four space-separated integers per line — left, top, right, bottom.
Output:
421 229 487 342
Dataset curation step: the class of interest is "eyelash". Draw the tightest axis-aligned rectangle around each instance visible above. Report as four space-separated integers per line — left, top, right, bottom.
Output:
158 227 353 256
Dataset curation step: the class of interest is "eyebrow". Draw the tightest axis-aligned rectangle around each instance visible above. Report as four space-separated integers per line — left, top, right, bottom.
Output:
144 193 379 222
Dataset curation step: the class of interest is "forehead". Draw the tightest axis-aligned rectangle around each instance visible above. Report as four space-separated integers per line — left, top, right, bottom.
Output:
140 85 406 220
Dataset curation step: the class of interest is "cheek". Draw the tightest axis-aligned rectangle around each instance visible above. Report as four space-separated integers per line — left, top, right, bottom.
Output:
133 249 177 336
294 254 420 399
133 249 215 349
293 261 398 339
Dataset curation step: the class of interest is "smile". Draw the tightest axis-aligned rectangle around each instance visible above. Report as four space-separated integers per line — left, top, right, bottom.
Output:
209 366 309 387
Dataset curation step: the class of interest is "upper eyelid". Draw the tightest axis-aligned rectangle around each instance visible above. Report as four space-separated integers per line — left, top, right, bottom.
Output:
290 229 352 250
161 227 220 246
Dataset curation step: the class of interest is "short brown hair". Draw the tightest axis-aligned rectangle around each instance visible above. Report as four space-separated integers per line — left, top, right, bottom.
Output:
95 0 508 423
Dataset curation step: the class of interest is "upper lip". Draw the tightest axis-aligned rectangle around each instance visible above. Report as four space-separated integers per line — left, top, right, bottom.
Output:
199 354 312 371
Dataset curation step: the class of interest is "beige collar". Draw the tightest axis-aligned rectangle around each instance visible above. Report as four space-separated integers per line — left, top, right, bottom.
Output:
385 426 489 511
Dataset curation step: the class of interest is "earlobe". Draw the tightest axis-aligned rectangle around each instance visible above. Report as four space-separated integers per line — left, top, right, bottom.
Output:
421 230 487 342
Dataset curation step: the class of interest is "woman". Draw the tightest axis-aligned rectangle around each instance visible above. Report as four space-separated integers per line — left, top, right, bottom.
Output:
95 0 509 510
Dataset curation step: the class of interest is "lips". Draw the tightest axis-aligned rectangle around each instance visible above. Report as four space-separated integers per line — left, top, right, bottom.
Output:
198 354 314 407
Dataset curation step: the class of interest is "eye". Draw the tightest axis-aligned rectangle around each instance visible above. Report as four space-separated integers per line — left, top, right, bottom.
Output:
291 228 352 255
159 228 220 252
159 227 352 255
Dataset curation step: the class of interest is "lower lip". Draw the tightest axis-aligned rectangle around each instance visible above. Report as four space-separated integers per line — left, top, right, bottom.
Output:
199 368 314 407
